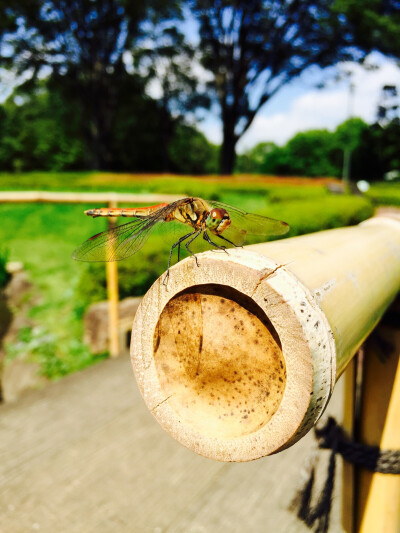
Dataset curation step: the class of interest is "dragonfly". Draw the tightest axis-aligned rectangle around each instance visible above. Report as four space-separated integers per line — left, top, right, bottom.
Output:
72 197 289 273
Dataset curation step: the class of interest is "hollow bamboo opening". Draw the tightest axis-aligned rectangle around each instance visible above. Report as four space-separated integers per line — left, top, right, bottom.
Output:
131 250 335 461
153 285 286 440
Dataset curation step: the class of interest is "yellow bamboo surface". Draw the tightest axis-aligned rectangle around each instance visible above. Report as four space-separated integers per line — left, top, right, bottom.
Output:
356 303 400 533
342 356 357 533
0 191 182 204
130 215 400 461
246 216 400 376
106 200 120 358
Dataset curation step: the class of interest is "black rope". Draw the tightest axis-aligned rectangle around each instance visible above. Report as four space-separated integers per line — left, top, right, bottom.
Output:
316 417 400 474
290 425 338 533
290 417 400 532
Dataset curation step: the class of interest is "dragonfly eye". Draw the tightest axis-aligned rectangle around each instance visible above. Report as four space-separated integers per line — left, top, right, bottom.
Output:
206 208 231 233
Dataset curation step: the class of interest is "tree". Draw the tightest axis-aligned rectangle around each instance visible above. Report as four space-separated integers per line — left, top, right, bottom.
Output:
0 77 217 173
168 124 219 174
235 142 277 173
191 0 363 174
134 22 211 170
235 119 372 178
377 85 400 126
0 87 86 171
0 0 181 169
335 117 369 181
282 129 342 176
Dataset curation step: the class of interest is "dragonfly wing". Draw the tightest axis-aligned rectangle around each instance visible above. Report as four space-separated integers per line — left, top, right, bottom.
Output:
72 217 162 262
208 201 290 243
72 200 186 262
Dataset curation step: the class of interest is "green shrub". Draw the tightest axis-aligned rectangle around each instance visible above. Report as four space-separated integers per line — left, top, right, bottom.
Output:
75 248 167 317
0 248 10 288
366 183 400 206
266 195 373 237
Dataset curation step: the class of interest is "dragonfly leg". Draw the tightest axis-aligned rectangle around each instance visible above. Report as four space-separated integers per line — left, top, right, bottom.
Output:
163 230 199 286
185 230 202 266
215 234 242 248
203 231 229 254
167 230 198 270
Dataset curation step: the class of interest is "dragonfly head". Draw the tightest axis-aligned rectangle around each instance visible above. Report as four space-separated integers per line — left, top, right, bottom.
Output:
206 208 231 234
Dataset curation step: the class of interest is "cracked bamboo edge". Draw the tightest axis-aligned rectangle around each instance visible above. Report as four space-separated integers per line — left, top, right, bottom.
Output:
130 248 336 462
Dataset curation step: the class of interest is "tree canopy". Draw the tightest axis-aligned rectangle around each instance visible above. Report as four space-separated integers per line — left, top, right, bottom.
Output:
0 0 186 169
236 117 400 181
334 0 400 59
1 0 400 175
190 0 363 173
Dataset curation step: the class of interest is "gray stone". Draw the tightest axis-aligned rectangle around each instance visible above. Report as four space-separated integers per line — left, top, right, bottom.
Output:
83 297 142 355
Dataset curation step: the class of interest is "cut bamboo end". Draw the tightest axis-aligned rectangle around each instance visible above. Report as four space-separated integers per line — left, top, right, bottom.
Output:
131 249 336 461
131 216 400 461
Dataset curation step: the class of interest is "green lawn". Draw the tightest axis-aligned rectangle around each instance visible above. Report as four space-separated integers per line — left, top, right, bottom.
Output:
0 172 376 378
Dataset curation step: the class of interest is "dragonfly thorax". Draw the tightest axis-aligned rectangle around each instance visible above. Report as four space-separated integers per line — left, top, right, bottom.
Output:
206 208 231 235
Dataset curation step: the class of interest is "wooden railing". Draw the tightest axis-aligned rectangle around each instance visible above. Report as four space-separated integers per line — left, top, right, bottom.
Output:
0 190 183 357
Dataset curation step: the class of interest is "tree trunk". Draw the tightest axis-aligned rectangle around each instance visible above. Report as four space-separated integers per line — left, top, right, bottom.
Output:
86 73 115 171
220 122 237 175
160 107 171 173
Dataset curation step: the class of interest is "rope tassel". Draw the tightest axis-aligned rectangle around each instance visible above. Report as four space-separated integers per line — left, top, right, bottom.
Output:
291 417 400 532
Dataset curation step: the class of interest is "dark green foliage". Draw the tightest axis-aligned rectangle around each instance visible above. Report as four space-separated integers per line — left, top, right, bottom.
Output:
272 130 342 177
334 0 400 59
0 0 184 170
107 76 166 172
168 124 219 174
0 80 216 173
236 143 278 174
234 118 400 181
0 89 86 172
0 248 10 288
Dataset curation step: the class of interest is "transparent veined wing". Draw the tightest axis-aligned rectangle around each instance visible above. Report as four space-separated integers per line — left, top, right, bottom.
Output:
71 201 185 262
208 200 289 246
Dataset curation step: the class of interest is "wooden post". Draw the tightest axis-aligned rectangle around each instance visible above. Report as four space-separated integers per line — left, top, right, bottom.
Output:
342 356 357 533
106 199 119 358
130 216 400 461
355 296 400 532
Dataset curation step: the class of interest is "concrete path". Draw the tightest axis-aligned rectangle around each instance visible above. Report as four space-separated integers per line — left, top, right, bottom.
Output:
0 355 345 533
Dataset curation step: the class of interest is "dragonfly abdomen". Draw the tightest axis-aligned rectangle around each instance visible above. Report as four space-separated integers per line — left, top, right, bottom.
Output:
85 204 169 218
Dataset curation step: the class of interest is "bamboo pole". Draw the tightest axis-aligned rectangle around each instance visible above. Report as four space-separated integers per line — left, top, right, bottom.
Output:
0 191 182 204
342 356 357 533
106 200 120 358
130 215 400 461
356 296 400 533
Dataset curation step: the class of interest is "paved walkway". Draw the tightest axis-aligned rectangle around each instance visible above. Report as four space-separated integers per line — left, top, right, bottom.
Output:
0 355 345 533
